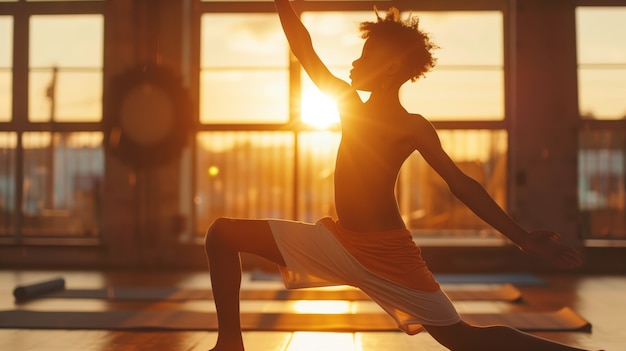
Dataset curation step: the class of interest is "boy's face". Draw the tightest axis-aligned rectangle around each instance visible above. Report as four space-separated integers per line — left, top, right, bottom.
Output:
350 37 397 92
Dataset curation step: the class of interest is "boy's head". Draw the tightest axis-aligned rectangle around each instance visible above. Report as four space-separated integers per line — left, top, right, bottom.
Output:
357 7 437 84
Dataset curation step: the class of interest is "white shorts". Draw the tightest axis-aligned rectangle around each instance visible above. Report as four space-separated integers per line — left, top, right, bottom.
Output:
268 218 461 333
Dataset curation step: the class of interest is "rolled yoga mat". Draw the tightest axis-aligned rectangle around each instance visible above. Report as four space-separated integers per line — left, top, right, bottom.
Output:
12 277 66 302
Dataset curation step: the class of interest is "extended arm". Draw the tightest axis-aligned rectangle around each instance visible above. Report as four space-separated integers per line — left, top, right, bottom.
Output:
415 119 582 269
274 0 354 99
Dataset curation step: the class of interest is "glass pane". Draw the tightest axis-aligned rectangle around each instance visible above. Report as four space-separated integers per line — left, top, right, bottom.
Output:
0 71 10 122
200 70 288 123
0 132 17 236
0 16 11 122
29 15 103 122
578 69 626 119
22 132 104 237
201 14 286 67
297 131 340 222
400 130 508 233
195 131 294 236
201 13 288 123
576 7 626 120
0 16 11 67
29 15 103 68
579 129 626 239
405 11 503 120
576 7 626 64
414 11 503 66
29 70 102 122
401 69 504 120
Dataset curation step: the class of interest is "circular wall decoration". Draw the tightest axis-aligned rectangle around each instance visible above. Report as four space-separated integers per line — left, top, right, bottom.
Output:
105 64 191 168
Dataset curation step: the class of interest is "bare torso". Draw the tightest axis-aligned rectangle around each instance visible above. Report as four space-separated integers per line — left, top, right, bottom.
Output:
334 102 422 233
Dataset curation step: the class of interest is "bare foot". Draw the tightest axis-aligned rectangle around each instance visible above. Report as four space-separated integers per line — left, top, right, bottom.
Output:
209 340 244 351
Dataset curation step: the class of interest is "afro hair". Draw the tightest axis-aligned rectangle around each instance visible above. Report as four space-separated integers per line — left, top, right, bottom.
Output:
359 7 438 82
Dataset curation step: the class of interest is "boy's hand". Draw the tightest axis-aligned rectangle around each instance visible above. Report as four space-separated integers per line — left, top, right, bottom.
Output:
518 231 583 269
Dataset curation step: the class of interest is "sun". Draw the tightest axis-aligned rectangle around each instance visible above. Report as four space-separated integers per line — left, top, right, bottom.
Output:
301 87 340 129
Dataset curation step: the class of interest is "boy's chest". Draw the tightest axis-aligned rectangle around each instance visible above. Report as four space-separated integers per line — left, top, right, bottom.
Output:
343 122 415 154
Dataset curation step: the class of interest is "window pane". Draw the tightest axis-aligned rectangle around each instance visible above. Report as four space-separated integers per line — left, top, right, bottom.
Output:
30 15 103 68
579 129 626 239
200 70 288 124
576 7 626 64
200 14 288 124
576 7 626 120
195 131 294 236
29 15 103 122
0 132 17 236
0 16 12 122
408 11 504 120
401 69 503 120
416 12 503 66
400 130 508 233
578 69 626 119
22 132 104 237
29 70 102 122
297 131 340 222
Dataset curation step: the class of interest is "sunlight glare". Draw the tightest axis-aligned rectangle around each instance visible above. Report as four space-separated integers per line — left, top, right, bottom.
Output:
301 87 340 129
292 300 352 314
287 332 355 351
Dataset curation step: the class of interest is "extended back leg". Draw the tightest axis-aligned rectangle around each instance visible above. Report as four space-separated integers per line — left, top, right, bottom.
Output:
424 321 592 351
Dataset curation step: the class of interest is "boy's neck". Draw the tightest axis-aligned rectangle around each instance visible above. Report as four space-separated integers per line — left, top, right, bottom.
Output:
367 87 403 110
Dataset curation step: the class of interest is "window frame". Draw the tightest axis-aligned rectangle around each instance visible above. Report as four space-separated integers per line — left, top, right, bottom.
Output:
0 0 105 245
575 2 626 242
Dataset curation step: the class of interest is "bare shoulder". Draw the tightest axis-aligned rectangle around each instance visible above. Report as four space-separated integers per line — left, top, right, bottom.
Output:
406 113 441 149
407 113 433 128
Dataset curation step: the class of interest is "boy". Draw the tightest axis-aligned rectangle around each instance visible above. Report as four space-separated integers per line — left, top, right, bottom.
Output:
205 1 599 350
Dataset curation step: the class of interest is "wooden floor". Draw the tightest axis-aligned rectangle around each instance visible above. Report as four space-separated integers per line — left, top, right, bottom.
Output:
0 270 623 351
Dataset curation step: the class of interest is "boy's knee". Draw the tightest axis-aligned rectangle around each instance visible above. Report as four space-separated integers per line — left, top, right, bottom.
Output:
205 217 231 250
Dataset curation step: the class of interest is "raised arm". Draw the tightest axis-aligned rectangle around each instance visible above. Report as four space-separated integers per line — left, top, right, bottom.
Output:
274 0 354 100
413 118 582 269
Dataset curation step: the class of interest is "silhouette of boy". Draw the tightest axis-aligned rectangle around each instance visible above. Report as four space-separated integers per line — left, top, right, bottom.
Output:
205 2 601 350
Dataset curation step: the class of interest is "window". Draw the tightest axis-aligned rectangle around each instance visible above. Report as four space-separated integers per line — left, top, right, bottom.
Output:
576 7 626 240
0 16 11 122
200 13 289 124
400 130 508 235
21 132 104 237
0 132 17 236
194 7 507 238
194 132 295 233
29 15 103 122
301 11 505 123
576 7 626 120
1 3 105 243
